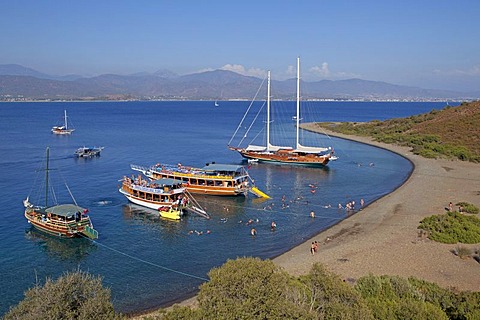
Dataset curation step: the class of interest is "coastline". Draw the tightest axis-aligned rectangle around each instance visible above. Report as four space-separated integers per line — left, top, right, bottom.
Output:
274 124 480 290
131 126 480 318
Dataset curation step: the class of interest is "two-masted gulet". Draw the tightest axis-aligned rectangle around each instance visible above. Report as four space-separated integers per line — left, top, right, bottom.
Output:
228 57 337 166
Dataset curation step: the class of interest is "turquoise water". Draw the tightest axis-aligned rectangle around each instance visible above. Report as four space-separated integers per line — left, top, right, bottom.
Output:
0 101 450 315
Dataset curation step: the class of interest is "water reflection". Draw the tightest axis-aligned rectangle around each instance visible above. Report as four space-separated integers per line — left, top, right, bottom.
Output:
25 227 97 262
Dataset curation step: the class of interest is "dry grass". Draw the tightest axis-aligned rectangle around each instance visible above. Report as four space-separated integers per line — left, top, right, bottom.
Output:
315 101 480 162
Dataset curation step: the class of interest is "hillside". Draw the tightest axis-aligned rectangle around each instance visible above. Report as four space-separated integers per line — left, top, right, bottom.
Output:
1 64 478 101
314 101 480 162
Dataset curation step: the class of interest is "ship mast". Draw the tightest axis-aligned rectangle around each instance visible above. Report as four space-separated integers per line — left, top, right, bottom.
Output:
296 57 300 149
45 147 49 207
266 70 271 152
64 110 68 130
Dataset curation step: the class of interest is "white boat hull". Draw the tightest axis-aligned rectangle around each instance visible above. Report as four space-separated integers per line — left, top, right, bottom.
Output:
119 188 174 210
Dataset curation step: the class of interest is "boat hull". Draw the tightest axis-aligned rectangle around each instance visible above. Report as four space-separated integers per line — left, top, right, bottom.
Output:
52 129 74 135
24 210 92 238
119 188 178 210
75 147 103 157
159 208 182 220
231 147 332 167
132 165 250 196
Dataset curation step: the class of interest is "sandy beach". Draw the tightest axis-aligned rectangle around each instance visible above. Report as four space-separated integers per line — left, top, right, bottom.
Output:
274 125 480 292
133 128 480 318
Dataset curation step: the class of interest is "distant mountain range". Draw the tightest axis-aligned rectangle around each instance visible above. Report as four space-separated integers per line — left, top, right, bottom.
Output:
0 64 478 101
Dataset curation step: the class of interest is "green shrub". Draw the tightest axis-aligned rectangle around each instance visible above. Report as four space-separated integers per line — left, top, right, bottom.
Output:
355 275 448 319
418 212 480 244
299 263 373 319
4 270 121 320
196 257 314 319
456 202 480 214
416 147 439 159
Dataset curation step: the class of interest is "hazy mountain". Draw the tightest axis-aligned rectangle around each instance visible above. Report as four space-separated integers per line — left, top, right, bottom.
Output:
0 64 477 101
0 64 84 81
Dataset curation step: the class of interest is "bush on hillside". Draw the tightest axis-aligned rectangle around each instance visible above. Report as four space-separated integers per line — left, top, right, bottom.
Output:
456 201 480 214
418 212 480 244
298 263 373 319
355 275 448 320
4 270 121 320
196 257 313 319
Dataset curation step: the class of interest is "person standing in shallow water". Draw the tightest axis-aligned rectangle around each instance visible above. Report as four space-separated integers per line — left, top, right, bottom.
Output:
310 211 315 218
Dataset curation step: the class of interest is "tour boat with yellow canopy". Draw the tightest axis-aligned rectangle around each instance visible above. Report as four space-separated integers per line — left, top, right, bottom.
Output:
130 162 269 198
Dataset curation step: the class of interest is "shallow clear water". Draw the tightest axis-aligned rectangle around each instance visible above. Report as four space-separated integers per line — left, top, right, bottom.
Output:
0 100 451 315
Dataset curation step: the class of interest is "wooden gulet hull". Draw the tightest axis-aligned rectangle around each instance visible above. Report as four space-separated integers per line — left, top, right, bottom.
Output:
232 148 332 167
141 170 249 196
24 210 91 238
52 129 74 135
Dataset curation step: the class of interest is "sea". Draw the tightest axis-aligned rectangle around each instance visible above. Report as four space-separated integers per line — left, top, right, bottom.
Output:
0 100 455 315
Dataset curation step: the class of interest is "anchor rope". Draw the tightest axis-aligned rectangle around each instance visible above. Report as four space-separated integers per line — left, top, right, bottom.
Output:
81 235 209 282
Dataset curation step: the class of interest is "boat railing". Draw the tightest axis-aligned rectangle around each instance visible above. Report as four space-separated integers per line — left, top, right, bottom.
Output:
130 164 148 173
129 184 172 194
161 171 237 181
132 163 247 181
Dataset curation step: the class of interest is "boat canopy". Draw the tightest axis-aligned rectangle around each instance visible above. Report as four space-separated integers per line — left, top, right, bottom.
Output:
46 204 85 218
202 163 245 173
294 144 330 153
152 178 183 186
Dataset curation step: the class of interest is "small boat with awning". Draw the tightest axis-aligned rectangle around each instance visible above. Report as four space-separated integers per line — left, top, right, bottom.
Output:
75 146 104 157
24 147 98 239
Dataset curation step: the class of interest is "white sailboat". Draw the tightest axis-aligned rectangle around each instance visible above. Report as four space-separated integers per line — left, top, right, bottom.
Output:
51 110 75 135
229 57 336 166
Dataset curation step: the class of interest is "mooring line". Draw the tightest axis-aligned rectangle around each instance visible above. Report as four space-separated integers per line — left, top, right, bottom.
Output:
82 235 209 282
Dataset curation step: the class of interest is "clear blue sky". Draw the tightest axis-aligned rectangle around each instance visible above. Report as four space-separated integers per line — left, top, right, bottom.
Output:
1 0 479 91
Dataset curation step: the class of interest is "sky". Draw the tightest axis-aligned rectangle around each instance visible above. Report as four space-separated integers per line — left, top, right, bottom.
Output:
1 0 479 92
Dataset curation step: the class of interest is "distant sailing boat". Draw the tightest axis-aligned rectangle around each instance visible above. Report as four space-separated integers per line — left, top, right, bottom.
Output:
51 110 75 135
228 57 336 167
23 147 98 239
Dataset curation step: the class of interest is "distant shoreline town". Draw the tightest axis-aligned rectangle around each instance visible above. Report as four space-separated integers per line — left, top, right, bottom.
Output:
0 96 469 103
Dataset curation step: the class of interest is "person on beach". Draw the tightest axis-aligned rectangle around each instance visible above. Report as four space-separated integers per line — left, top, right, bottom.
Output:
310 242 316 255
314 241 318 252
